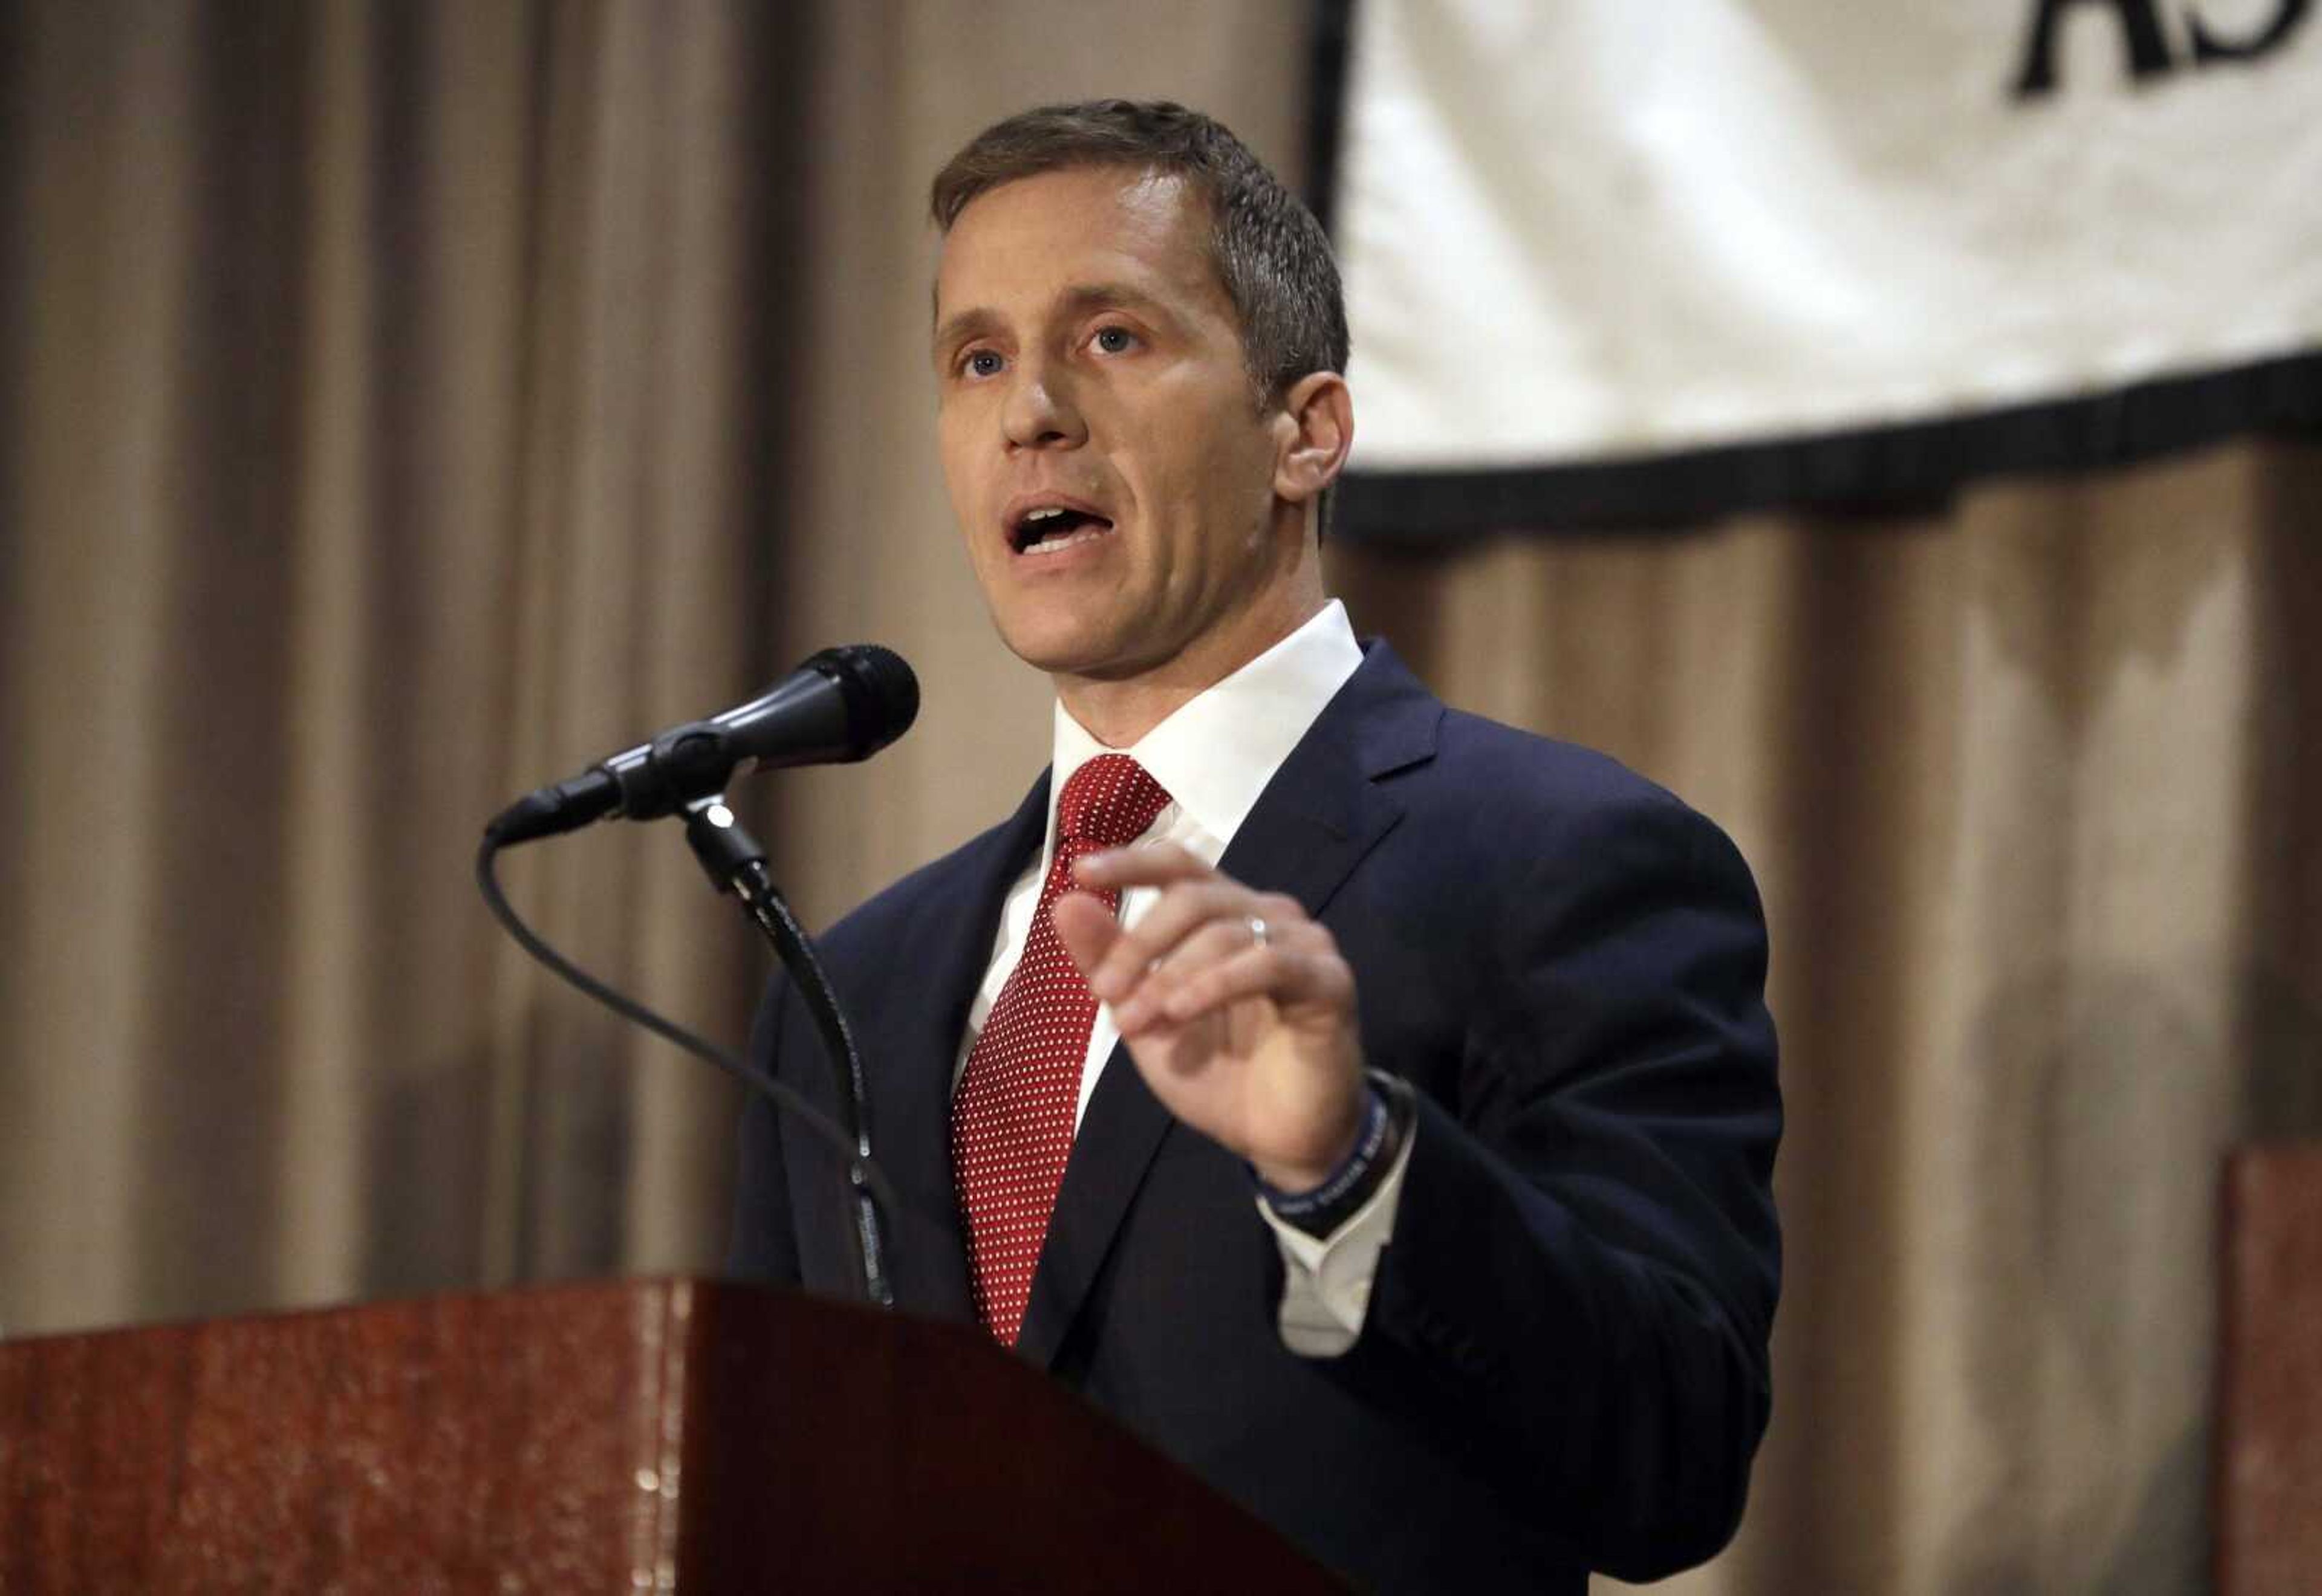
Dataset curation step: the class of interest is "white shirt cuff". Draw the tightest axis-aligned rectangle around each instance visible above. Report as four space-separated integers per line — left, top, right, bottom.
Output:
1255 1124 1415 1357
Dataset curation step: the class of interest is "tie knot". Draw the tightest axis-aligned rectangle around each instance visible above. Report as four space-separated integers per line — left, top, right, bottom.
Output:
1056 754 1171 849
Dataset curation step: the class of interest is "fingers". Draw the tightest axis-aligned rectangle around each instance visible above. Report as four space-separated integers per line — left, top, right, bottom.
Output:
1084 880 1273 1002
1055 845 1348 1033
1050 889 1124 978
1114 928 1351 1036
1071 842 1212 892
1109 916 1281 1033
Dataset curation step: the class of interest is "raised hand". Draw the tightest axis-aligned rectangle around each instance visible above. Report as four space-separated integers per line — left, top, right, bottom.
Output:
1050 843 1367 1192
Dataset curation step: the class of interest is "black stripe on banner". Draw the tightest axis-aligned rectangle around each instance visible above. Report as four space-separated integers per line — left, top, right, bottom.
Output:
1332 351 2322 545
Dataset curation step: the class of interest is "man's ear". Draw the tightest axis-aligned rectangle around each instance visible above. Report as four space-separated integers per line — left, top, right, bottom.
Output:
1272 371 1354 506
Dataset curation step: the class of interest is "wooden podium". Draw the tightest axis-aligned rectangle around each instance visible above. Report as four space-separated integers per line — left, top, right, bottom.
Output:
0 1277 1342 1592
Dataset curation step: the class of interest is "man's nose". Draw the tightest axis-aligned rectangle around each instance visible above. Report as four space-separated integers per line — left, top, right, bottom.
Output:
1001 357 1087 450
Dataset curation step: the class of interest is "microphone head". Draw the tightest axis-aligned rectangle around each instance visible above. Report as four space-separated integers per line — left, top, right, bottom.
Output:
810 644 920 760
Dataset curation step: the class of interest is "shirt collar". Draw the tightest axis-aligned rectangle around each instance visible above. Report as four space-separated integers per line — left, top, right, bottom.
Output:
1046 599 1364 853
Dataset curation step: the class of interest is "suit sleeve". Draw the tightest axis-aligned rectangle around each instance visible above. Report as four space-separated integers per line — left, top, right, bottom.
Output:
726 973 805 1286
1347 790 1781 1582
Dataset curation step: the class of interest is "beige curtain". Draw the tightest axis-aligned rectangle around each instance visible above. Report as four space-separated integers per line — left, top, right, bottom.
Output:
2 4 2315 1592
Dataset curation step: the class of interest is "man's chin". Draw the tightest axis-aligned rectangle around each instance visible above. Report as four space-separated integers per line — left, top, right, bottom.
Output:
994 619 1150 683
1002 635 1118 680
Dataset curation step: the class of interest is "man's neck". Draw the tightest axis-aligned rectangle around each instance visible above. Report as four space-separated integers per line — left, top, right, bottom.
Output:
1056 584 1328 749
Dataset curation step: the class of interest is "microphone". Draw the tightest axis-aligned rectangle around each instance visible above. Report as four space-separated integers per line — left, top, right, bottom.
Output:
486 644 919 846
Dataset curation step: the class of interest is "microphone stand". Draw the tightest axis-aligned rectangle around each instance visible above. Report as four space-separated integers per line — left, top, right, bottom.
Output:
681 794 892 1308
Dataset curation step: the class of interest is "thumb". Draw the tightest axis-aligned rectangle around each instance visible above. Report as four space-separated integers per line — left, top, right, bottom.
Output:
1050 890 1120 980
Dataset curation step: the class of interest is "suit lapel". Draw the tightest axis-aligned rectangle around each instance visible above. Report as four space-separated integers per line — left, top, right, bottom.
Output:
1013 642 1443 1369
873 770 1050 1322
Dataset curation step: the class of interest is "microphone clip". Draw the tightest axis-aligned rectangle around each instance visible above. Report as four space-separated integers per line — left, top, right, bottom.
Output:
615 722 739 824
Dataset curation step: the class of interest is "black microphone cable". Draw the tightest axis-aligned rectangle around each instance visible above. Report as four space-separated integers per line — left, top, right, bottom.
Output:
475 831 908 1228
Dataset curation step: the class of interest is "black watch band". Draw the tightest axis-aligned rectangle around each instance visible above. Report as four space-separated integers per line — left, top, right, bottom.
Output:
1255 1073 1415 1239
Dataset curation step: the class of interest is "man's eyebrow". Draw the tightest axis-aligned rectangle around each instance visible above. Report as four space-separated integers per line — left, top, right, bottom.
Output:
931 305 1002 363
1056 281 1176 324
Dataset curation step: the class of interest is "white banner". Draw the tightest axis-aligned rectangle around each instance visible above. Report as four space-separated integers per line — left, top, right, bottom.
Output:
1333 0 2322 485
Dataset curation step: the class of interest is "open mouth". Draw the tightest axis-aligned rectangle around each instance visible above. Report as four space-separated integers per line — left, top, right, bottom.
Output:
1011 504 1116 556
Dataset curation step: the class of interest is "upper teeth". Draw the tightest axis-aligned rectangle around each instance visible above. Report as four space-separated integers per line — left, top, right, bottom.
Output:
1026 507 1067 523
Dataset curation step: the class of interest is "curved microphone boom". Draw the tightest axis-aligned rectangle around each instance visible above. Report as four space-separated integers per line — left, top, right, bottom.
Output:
477 641 920 1308
487 644 920 846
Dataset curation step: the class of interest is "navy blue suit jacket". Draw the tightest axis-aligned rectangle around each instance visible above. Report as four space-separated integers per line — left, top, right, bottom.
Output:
730 642 1781 1593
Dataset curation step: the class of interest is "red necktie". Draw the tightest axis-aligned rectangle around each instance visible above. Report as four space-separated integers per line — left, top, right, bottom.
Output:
953 753 1172 1345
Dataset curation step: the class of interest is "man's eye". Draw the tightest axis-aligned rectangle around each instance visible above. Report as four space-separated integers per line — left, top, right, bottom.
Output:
1092 326 1137 354
963 349 1003 378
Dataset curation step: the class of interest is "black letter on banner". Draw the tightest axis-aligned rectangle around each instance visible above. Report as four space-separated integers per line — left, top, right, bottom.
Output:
2014 0 2176 95
2187 0 2310 63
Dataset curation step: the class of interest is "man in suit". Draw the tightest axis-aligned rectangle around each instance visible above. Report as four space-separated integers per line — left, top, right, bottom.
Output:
730 100 1781 1594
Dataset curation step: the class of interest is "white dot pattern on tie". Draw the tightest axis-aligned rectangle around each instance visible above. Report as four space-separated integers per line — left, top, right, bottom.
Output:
951 753 1172 1345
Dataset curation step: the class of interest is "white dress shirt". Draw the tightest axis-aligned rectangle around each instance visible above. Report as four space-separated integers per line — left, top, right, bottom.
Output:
954 599 1411 1355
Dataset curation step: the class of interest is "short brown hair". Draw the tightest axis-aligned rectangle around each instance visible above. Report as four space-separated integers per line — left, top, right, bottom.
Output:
930 100 1349 407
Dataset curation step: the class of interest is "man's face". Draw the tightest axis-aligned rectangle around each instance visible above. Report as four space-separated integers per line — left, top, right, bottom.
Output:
932 166 1296 686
